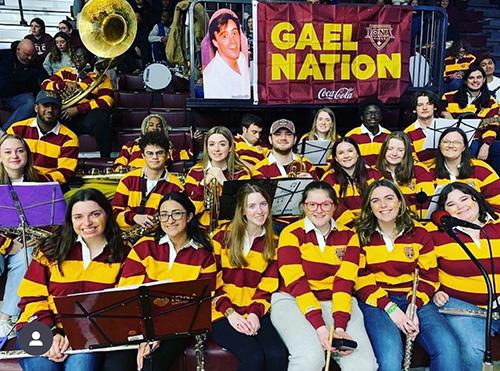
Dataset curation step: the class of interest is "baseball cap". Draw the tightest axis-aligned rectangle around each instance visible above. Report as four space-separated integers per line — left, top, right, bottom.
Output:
35 90 61 106
270 119 295 135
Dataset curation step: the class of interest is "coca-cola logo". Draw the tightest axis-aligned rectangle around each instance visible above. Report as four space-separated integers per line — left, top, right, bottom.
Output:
317 87 354 101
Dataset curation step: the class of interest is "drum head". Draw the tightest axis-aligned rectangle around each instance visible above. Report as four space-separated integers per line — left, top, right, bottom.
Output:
143 63 172 90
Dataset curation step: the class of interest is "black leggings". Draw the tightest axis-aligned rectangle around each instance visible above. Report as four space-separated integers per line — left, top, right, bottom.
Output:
209 314 288 371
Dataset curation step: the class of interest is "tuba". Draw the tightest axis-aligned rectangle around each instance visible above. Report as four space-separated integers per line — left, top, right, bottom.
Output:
61 0 137 109
288 159 306 178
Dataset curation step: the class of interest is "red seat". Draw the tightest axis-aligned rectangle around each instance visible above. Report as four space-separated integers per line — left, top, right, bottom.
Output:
114 132 139 152
112 109 149 130
151 93 188 110
117 74 145 91
149 110 186 127
115 91 153 110
78 134 99 152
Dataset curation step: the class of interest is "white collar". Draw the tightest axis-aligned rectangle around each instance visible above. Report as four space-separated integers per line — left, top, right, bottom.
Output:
268 152 297 177
238 134 252 146
304 217 337 252
30 118 61 137
413 119 433 132
141 167 168 181
376 227 404 252
76 235 107 269
158 234 198 269
243 228 265 257
359 123 385 139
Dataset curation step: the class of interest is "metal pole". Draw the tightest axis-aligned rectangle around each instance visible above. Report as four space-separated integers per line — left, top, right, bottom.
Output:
17 0 28 26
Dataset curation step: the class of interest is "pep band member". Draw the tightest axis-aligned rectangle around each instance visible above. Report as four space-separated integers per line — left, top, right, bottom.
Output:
210 184 288 371
431 127 500 213
184 126 251 231
109 192 216 371
431 182 500 370
271 181 378 371
16 188 127 371
375 132 434 220
322 137 382 227
299 108 337 178
0 134 46 337
355 179 461 371
233 113 269 168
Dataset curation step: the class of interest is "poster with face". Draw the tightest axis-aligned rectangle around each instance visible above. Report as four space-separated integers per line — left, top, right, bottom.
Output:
201 9 251 99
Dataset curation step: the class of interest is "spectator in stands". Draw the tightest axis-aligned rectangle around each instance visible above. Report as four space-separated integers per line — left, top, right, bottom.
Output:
203 10 251 99
42 48 114 157
234 113 269 167
479 55 500 102
443 39 476 92
148 10 171 62
0 39 48 133
403 90 441 166
442 65 499 162
345 98 391 167
437 0 459 42
133 0 154 68
58 19 84 50
24 18 53 61
43 32 74 75
6 90 79 184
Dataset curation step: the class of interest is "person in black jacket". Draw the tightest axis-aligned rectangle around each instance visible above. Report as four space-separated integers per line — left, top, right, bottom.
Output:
0 39 48 132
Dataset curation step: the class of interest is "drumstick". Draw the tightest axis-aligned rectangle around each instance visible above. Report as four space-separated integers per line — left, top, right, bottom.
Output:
325 325 334 370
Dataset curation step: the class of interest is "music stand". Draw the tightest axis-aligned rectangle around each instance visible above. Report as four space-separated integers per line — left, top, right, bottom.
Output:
424 184 446 221
298 140 333 166
422 118 482 151
219 179 314 220
0 182 66 265
53 278 213 350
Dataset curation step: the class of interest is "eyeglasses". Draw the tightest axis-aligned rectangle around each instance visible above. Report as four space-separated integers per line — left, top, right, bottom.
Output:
144 150 167 158
159 211 187 222
304 201 334 212
440 140 464 147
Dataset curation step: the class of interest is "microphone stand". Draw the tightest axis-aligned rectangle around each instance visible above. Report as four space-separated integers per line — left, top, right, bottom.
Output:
443 226 494 371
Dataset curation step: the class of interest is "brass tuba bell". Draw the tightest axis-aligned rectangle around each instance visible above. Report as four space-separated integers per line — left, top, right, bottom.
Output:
61 0 137 109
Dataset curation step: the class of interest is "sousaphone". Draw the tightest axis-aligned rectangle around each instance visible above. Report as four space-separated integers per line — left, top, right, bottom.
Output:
61 0 137 108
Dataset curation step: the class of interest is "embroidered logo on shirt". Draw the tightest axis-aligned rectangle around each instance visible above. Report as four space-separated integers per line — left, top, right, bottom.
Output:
404 246 415 259
336 247 346 260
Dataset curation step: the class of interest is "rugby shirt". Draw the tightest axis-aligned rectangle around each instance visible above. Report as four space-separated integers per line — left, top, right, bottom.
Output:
345 124 391 167
233 134 269 167
403 120 437 167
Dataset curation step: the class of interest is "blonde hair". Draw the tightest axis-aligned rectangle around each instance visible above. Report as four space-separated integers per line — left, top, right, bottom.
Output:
140 114 170 136
306 108 337 141
201 126 249 178
0 134 40 183
225 184 276 267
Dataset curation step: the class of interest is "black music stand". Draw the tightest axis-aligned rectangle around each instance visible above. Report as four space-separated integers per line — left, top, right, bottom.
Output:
0 182 66 265
422 117 482 151
53 278 213 350
219 178 314 220
298 139 333 166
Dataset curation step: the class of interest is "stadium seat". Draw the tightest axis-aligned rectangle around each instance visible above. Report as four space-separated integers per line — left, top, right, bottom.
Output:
151 93 188 110
149 109 186 127
117 74 145 91
112 109 149 130
115 91 153 110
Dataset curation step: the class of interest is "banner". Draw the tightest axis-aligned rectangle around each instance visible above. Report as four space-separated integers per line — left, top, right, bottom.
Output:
257 3 413 104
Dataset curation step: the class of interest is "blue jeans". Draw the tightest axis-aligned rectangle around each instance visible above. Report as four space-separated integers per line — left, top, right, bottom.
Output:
19 353 103 371
358 294 461 371
1 247 33 316
441 296 500 371
1 93 35 131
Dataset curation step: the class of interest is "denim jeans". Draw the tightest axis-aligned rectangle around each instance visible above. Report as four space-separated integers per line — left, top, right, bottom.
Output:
440 296 500 371
358 294 462 371
19 353 103 371
1 247 33 317
1 93 35 131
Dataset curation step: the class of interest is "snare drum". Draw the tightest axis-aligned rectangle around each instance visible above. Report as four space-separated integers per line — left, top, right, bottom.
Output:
143 63 172 90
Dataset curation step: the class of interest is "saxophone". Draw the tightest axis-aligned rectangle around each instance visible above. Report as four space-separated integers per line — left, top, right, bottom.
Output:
0 226 53 240
121 215 159 244
403 268 420 371
203 177 219 232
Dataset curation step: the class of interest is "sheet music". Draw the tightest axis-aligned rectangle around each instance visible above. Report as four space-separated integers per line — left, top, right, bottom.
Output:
423 118 482 150
65 279 175 297
299 140 332 165
272 179 314 216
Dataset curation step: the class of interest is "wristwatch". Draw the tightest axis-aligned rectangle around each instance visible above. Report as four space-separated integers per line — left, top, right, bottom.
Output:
224 308 235 317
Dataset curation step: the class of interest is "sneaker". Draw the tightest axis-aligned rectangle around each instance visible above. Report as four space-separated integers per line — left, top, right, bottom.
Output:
0 319 16 339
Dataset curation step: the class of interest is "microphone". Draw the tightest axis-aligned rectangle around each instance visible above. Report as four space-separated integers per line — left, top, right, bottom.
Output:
431 210 481 230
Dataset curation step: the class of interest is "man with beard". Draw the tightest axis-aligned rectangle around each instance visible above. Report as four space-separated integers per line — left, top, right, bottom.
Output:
252 119 316 179
0 39 48 132
41 48 114 157
442 64 499 162
112 132 183 234
345 98 391 167
404 91 440 167
6 90 79 184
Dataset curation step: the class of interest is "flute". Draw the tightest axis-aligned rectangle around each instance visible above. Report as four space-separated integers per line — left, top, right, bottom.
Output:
403 268 419 371
0 344 139 360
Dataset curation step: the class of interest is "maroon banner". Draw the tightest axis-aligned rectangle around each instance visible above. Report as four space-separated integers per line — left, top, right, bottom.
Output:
257 3 413 104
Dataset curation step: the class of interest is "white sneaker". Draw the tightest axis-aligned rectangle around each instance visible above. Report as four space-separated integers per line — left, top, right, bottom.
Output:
0 319 16 339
